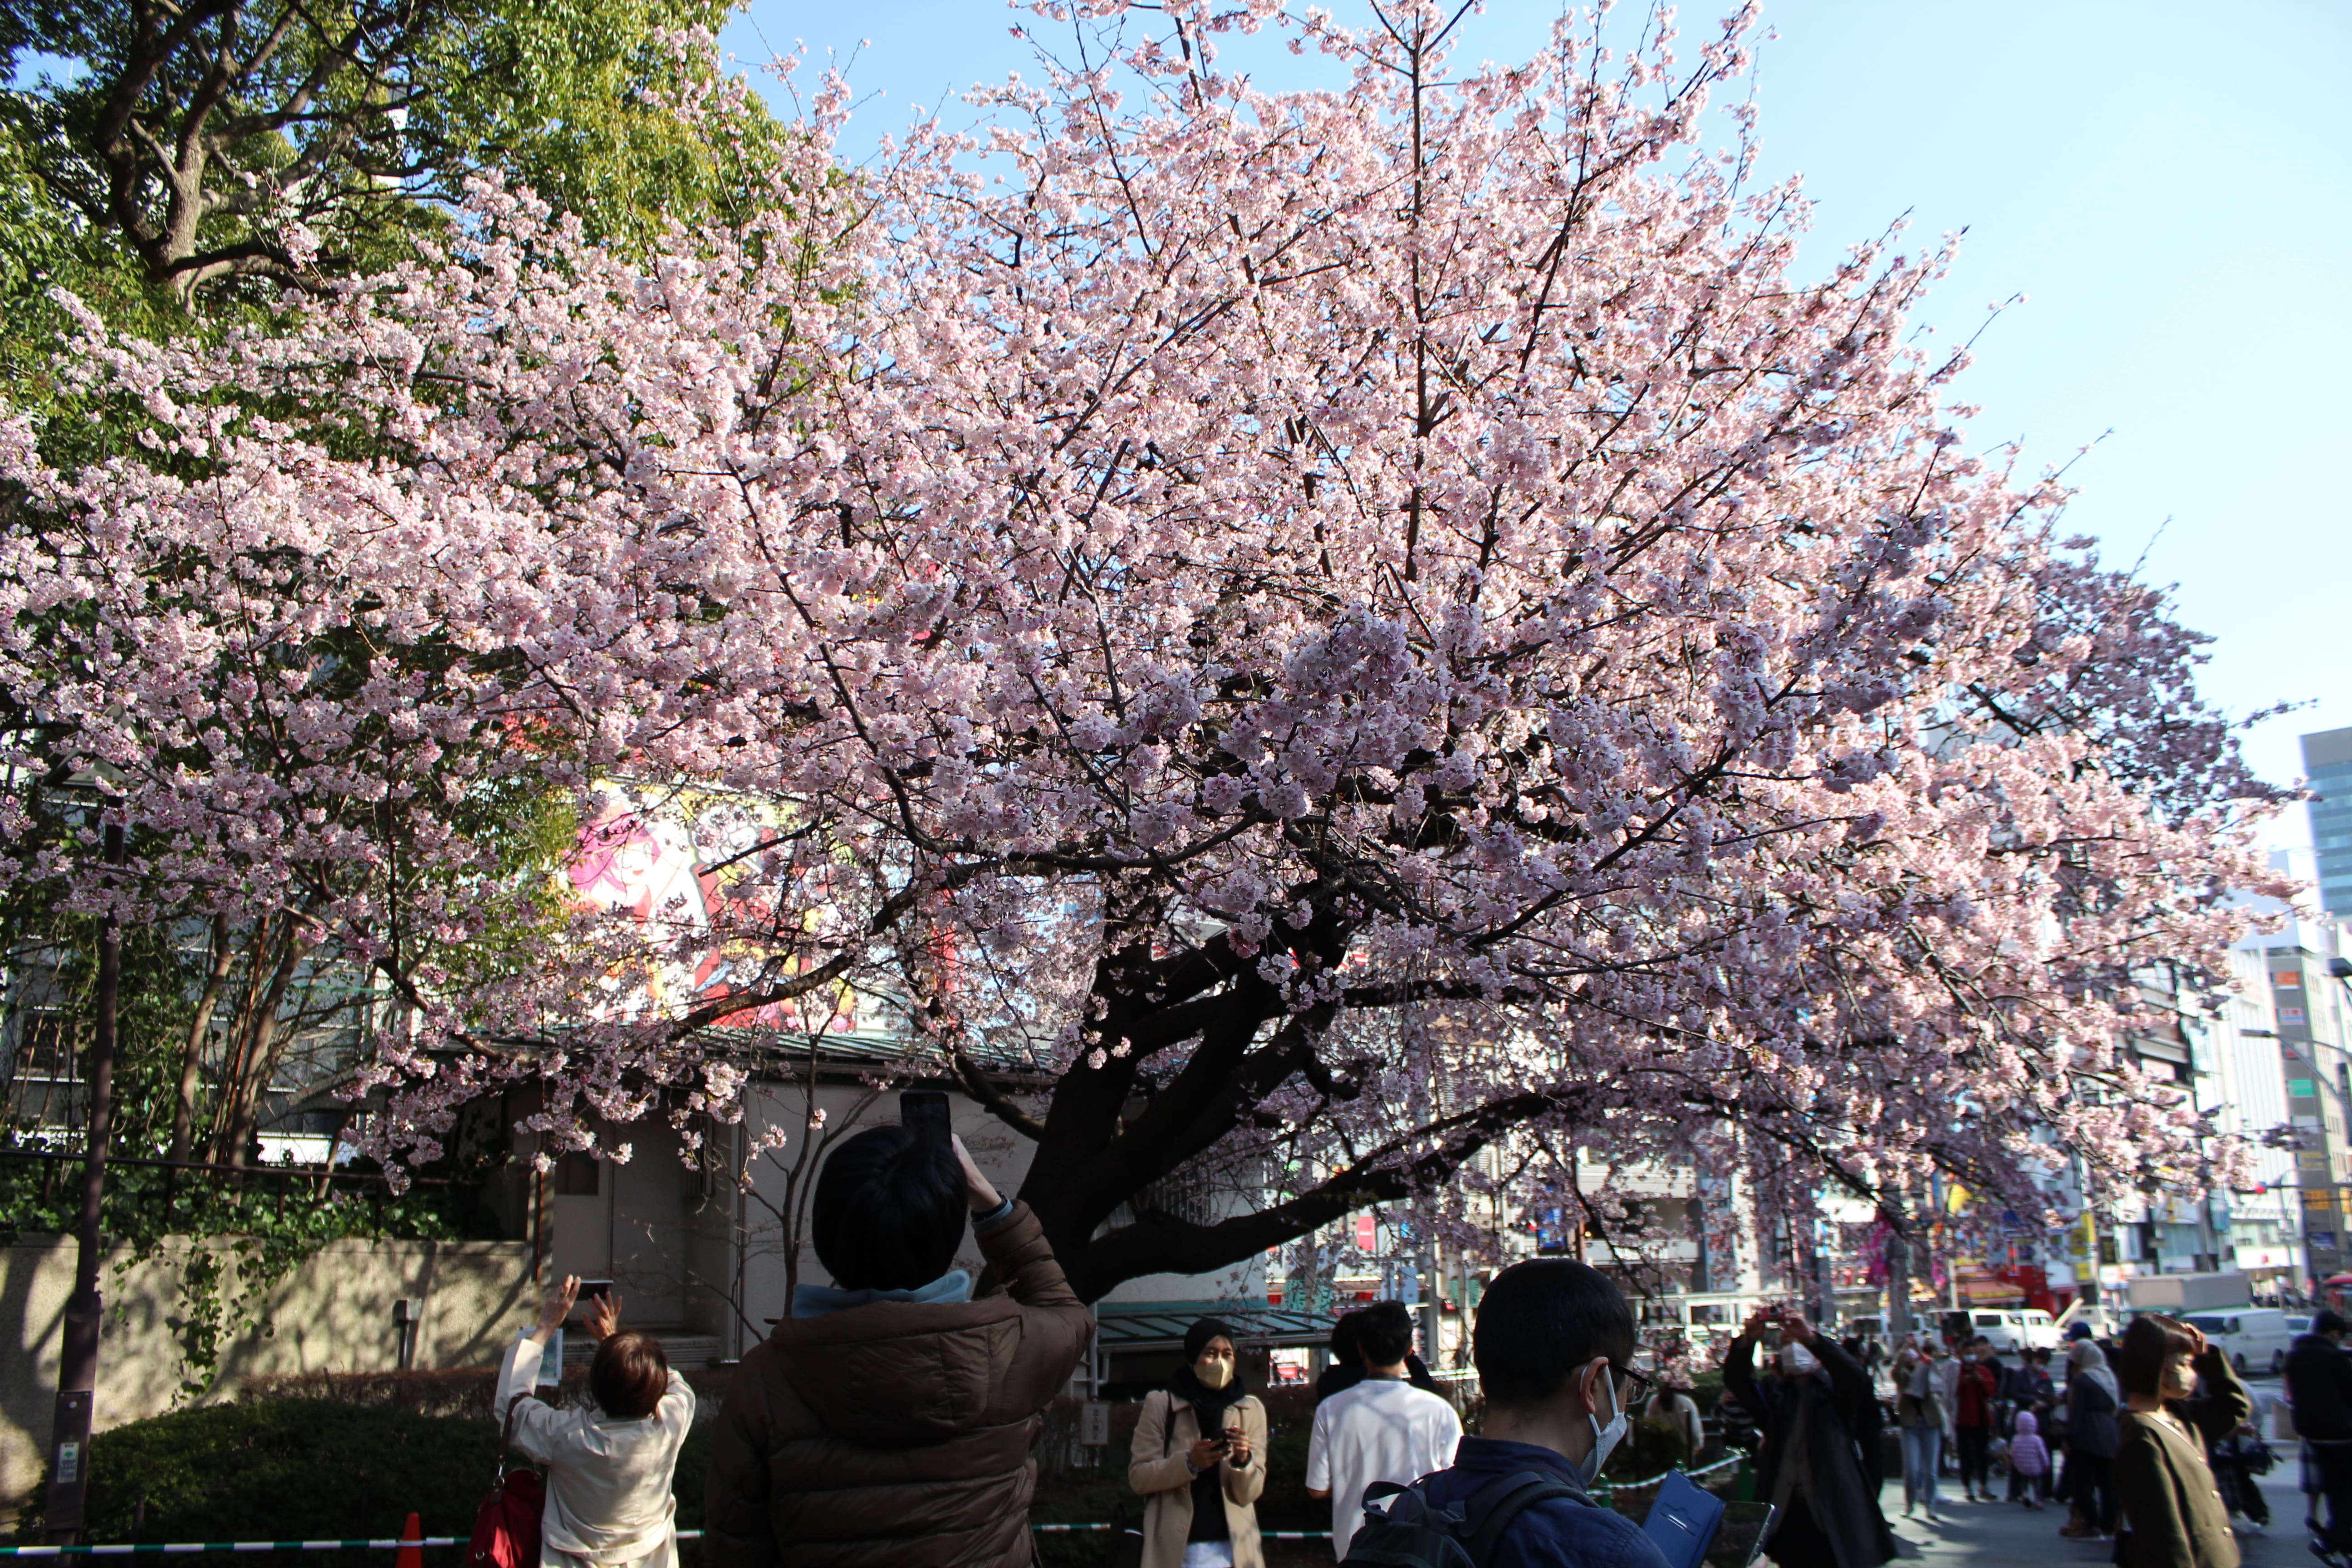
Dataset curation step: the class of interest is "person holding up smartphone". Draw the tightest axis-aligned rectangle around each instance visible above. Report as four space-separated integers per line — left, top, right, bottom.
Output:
1128 1318 1269 1568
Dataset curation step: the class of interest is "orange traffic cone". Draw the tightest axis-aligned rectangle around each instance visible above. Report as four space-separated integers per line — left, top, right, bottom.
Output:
396 1512 423 1568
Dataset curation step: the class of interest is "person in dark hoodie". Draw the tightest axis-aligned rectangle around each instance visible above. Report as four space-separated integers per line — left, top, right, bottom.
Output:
704 1127 1092 1568
1725 1309 1895 1568
2287 1309 2352 1555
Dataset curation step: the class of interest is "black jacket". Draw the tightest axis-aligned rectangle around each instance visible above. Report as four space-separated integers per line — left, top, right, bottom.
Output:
2287 1333 2352 1442
1314 1351 1441 1404
1725 1336 1895 1568
2069 1365 2123 1459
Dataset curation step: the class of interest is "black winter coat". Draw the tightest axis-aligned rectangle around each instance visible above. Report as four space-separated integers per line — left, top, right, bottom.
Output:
2286 1333 2352 1442
1725 1337 1895 1568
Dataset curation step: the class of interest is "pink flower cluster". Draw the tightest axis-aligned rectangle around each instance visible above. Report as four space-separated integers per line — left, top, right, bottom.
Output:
0 2 2288 1253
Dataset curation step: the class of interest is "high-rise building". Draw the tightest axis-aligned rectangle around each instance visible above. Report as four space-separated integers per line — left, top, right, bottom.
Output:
2302 728 2352 918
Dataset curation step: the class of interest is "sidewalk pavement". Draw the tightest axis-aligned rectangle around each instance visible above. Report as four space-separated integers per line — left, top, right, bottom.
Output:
1877 1465 2311 1568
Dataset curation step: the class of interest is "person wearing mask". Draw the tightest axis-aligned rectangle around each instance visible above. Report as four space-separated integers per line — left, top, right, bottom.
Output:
1725 1310 1896 1568
2113 1314 2251 1568
1363 1259 1673 1568
2016 1348 2057 1407
1130 1319 1270 1568
2062 1335 2123 1540
1304 1300 1461 1558
2008 1410 2051 1509
2287 1308 2352 1555
704 1129 1093 1568
1646 1373 1707 1468
495 1277 695 1568
1315 1308 1446 1404
1952 1338 2000 1503
1894 1346 1945 1523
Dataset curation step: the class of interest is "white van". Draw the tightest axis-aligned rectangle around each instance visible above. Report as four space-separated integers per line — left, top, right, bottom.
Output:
2182 1307 2297 1376
1970 1308 2061 1352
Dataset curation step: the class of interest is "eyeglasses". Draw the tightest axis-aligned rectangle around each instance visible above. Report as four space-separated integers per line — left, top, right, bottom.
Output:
1605 1359 1656 1407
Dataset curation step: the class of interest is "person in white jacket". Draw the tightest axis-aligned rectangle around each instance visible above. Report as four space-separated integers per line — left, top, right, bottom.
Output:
495 1276 696 1568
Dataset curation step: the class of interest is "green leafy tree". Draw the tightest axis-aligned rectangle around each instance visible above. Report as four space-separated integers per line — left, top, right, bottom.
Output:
0 0 787 305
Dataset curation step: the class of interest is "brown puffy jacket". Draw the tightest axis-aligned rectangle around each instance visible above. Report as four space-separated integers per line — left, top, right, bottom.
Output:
704 1201 1093 1568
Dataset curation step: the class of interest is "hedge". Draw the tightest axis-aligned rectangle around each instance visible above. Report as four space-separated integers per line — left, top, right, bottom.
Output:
10 1401 711 1561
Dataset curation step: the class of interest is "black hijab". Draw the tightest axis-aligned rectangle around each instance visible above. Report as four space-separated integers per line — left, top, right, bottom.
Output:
1170 1316 1248 1427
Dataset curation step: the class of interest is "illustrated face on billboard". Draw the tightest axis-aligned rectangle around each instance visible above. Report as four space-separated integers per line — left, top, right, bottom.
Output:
570 800 706 929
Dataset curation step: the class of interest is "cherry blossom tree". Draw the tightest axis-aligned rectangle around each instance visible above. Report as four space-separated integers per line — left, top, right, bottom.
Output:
0 2 2287 1299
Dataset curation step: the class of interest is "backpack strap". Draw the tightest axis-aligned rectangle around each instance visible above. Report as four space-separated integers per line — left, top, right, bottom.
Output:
1461 1470 1588 1568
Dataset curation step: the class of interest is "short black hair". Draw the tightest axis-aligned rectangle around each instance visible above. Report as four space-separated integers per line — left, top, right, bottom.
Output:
2317 1309 2350 1338
1357 1300 1415 1368
2118 1313 2197 1398
811 1123 966 1290
1474 1259 1634 1409
1330 1309 1363 1359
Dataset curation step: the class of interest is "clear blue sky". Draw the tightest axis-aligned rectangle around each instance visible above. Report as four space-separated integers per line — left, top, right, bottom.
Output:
720 1 2352 842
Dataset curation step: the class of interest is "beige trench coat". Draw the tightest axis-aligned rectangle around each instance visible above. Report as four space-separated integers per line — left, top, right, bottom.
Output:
1127 1389 1269 1568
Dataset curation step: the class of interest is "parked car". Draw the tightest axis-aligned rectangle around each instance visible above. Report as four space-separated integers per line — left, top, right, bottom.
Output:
1968 1308 2061 1352
2182 1306 2298 1375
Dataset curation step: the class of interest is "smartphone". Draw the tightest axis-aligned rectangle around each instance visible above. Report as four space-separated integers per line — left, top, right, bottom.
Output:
901 1090 952 1146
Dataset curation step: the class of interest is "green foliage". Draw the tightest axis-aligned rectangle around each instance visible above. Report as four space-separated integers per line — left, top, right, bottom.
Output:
0 0 790 306
0 1147 495 1397
9 1398 714 1552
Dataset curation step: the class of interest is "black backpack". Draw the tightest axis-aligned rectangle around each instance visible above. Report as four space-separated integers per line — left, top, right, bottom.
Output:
1341 1470 1589 1568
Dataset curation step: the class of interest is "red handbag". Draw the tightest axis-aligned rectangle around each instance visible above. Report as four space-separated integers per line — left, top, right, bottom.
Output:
467 1403 545 1568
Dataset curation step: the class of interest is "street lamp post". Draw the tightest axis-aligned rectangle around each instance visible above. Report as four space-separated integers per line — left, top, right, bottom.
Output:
43 819 123 1544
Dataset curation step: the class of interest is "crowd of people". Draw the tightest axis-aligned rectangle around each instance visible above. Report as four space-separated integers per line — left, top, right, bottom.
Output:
478 1117 2352 1568
488 1121 1686 1568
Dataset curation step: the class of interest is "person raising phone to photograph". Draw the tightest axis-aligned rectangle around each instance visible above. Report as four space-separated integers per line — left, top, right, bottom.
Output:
495 1276 695 1568
1129 1318 1270 1568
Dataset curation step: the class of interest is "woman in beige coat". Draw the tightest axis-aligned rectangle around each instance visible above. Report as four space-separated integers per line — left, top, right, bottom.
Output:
1129 1318 1269 1568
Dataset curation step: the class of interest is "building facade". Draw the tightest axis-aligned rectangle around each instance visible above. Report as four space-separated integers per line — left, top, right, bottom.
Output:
2304 727 2352 920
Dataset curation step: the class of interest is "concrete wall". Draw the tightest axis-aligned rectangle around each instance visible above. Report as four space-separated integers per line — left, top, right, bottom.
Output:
1 1234 531 1509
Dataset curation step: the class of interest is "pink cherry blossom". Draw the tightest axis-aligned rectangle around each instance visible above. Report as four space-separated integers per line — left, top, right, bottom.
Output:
0 1 2289 1297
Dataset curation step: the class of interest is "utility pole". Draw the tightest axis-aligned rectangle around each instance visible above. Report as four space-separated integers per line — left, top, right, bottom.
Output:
1884 1202 1912 1338
44 819 123 1544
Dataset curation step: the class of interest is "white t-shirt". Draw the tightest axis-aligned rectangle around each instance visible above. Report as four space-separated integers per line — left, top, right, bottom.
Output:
1306 1377 1465 1558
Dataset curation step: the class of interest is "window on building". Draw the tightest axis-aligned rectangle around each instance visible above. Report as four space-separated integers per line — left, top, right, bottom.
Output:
555 1150 600 1196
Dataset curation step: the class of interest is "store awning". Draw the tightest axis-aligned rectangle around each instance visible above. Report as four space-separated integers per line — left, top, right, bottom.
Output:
1094 1299 1341 1354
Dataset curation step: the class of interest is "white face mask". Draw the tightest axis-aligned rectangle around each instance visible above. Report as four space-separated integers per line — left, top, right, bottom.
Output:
1577 1362 1627 1486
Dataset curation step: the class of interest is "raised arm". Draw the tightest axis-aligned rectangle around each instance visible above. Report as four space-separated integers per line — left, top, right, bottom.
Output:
495 1275 578 1462
2172 1346 2252 1449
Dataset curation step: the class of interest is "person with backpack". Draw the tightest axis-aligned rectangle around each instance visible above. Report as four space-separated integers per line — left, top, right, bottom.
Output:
1724 1309 1895 1568
1307 1300 1462 1558
1338 1258 1672 1568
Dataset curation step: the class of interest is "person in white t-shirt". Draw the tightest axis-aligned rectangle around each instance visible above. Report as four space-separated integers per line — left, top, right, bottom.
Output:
1306 1300 1464 1558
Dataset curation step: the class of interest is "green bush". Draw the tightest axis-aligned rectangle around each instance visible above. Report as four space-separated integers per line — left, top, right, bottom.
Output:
11 1400 713 1561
